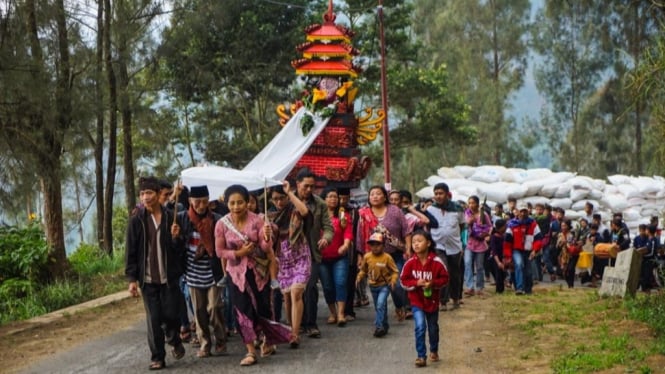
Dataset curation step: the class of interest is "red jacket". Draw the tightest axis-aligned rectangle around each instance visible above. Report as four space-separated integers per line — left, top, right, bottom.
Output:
503 217 543 258
400 252 449 313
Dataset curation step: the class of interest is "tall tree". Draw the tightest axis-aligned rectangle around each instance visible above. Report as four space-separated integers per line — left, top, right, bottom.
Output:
531 1 613 172
0 0 76 276
413 0 531 166
157 0 314 168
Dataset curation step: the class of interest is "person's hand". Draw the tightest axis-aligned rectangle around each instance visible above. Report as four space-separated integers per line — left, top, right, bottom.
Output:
263 223 273 241
318 238 329 249
128 282 139 298
390 282 396 291
338 245 347 255
529 251 536 261
171 223 180 238
417 279 427 287
282 180 291 195
237 241 255 258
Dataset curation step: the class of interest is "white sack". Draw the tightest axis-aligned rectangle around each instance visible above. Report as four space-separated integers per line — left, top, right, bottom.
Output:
468 165 507 183
617 184 641 200
571 199 600 211
550 198 573 210
602 194 628 212
608 174 631 186
631 176 662 195
437 167 464 180
570 189 589 201
454 165 476 178
416 186 434 199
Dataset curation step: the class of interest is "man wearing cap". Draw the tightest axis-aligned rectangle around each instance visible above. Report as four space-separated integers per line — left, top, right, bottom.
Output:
172 185 226 358
426 182 465 310
503 203 543 295
126 176 186 370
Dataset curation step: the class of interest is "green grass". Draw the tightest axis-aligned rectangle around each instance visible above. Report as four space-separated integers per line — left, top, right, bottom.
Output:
498 289 662 374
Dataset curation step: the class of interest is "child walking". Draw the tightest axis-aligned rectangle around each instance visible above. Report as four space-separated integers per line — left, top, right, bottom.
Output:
356 232 399 337
400 230 449 368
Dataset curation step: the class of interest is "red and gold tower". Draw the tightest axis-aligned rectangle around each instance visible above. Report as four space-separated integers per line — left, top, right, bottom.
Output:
277 0 384 189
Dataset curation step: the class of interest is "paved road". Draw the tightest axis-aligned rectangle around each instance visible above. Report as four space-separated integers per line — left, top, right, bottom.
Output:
21 293 430 374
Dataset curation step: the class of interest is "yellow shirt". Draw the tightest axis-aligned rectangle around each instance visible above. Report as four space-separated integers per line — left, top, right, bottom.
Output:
357 252 399 287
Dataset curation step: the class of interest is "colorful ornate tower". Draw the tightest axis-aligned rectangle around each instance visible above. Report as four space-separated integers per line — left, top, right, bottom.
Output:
276 0 384 189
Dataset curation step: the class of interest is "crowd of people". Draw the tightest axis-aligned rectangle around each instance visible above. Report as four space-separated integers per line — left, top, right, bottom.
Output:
125 174 663 370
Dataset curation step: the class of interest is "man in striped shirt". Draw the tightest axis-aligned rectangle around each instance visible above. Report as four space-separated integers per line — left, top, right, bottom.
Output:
173 185 226 358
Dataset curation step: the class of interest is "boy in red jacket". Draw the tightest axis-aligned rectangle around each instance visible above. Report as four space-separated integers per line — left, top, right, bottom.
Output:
400 230 449 368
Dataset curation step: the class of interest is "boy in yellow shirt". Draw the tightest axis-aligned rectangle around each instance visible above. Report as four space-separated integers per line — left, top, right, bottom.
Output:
356 232 399 337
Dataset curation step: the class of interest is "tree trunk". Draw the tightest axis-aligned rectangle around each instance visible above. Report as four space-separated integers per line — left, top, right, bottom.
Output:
118 35 136 212
103 0 118 255
27 0 71 277
95 0 105 247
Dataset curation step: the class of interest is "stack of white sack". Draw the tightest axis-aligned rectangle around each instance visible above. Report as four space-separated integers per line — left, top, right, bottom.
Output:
416 165 665 234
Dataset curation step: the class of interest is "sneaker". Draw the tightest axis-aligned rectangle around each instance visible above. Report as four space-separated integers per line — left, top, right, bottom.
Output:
307 328 321 338
415 357 427 367
515 290 525 295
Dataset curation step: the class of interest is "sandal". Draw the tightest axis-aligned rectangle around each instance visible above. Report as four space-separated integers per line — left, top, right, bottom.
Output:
415 357 427 367
214 342 227 355
179 329 191 343
148 361 165 370
261 342 276 357
337 316 346 327
429 352 440 362
327 315 337 324
171 343 185 360
240 352 257 366
196 350 210 358
190 337 201 348
395 308 406 322
289 334 300 349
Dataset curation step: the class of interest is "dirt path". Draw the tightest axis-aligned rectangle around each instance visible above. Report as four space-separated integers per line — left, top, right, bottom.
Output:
0 297 145 374
0 283 637 373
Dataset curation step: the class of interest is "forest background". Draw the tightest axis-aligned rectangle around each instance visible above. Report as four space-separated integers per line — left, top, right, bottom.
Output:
1 0 665 281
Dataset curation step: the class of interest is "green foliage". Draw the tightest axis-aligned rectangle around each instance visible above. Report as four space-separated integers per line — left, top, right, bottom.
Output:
112 206 129 252
0 223 49 283
69 244 124 277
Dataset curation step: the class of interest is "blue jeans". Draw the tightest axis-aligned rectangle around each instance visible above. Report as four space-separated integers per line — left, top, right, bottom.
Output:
319 256 349 304
412 306 439 359
512 250 533 293
179 276 192 328
390 252 407 309
463 249 486 291
543 244 556 275
369 285 390 330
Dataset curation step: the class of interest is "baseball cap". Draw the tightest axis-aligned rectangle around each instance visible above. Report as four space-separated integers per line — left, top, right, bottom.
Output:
517 202 529 211
367 232 385 244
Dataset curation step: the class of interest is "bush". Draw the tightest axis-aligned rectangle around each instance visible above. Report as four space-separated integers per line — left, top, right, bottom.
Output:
69 244 124 277
0 223 49 282
38 279 88 311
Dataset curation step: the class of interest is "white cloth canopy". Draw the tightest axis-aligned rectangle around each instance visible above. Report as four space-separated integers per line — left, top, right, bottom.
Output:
180 165 282 200
180 107 330 198
243 107 331 180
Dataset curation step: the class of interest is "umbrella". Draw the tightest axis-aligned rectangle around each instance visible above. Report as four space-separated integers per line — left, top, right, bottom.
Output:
180 165 282 200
